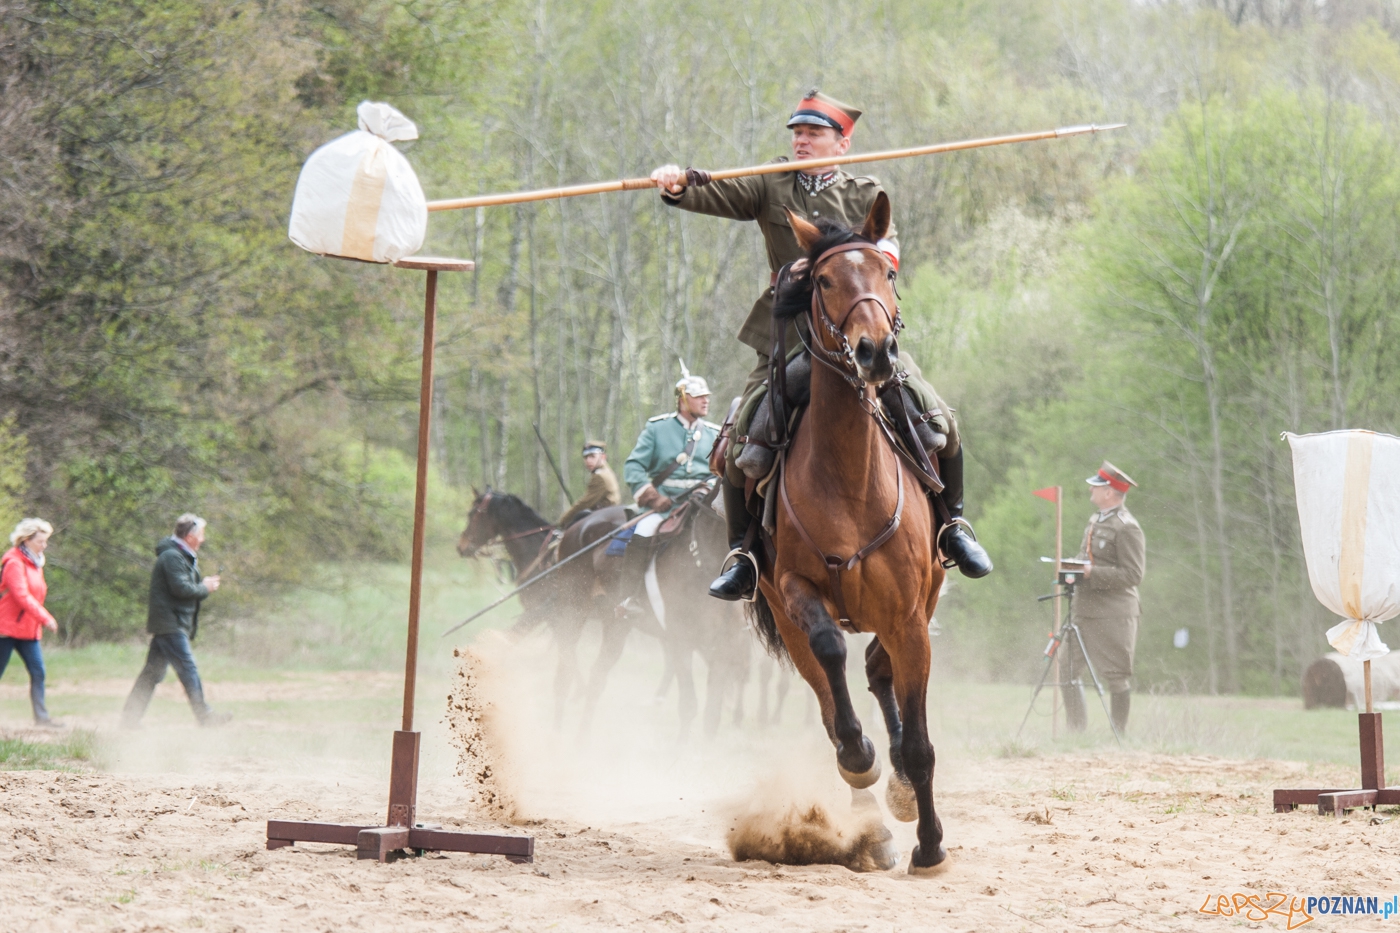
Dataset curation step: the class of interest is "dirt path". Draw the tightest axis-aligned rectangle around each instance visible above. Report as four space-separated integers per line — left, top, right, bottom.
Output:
4 748 1397 932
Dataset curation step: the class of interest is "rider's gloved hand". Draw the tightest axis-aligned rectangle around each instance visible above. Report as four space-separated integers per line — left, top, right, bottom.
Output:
635 484 673 512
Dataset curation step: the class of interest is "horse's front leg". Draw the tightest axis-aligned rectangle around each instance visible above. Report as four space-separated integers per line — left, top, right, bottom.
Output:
866 638 917 822
777 574 879 787
885 617 946 875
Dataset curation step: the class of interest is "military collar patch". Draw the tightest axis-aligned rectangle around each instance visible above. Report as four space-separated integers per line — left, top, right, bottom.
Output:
797 170 839 196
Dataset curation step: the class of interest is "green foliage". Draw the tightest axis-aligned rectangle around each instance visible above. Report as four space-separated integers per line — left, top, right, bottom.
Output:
4 0 1400 700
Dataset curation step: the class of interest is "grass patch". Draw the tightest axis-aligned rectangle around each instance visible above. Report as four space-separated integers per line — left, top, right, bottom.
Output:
0 728 102 771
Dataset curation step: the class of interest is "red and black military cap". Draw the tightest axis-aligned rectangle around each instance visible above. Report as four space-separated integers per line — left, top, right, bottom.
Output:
787 89 861 137
1086 461 1137 492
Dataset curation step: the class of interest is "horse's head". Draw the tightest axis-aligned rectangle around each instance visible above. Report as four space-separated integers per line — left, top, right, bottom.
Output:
458 486 499 558
778 192 900 388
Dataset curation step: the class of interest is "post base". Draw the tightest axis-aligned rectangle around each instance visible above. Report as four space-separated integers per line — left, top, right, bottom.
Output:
266 820 534 864
1273 711 1394 815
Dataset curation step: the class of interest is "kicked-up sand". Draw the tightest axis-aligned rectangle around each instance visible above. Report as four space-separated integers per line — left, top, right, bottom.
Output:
2 630 1397 931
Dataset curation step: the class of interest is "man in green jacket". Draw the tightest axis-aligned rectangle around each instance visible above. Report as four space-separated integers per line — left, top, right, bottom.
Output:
651 89 992 601
616 372 720 615
121 513 231 727
1064 462 1146 734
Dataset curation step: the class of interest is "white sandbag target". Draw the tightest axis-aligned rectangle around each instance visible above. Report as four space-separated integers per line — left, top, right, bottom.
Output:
1286 430 1400 663
288 101 427 263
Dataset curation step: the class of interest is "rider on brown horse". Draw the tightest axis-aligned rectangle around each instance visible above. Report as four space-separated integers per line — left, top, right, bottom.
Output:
651 89 993 600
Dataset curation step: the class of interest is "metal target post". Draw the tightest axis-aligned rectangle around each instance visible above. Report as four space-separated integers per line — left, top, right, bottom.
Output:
265 257 534 864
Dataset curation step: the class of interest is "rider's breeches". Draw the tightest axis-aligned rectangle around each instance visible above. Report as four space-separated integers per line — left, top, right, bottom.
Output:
634 512 664 538
1070 615 1138 694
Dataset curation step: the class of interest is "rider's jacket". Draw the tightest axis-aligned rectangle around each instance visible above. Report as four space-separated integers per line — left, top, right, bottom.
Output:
1072 505 1147 620
558 464 620 528
623 412 720 507
662 160 898 353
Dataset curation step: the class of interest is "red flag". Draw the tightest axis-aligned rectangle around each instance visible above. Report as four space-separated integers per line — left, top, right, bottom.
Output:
1032 486 1059 503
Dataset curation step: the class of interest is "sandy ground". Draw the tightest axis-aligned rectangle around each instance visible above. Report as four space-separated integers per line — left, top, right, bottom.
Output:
3 746 1396 932
4 635 1399 931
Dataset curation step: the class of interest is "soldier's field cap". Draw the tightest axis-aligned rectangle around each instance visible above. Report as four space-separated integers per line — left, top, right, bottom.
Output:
582 440 606 455
675 374 711 398
787 89 861 137
1086 460 1137 492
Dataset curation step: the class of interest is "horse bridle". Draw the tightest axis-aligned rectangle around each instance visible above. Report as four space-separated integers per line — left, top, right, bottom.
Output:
464 490 555 562
775 240 913 629
801 241 904 393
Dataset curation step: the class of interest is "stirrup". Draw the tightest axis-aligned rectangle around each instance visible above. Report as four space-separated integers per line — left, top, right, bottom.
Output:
936 517 977 569
717 548 759 603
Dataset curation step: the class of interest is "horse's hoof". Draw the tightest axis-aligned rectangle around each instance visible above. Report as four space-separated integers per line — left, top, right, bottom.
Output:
885 774 918 823
838 754 881 790
908 844 950 877
870 825 900 872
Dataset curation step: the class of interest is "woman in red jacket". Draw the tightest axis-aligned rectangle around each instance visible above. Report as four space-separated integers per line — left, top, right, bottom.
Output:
0 518 59 726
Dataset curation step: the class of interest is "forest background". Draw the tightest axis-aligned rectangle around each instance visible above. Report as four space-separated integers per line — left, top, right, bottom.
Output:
4 0 1400 695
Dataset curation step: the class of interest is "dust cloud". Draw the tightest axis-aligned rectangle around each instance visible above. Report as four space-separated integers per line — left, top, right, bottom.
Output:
447 626 893 869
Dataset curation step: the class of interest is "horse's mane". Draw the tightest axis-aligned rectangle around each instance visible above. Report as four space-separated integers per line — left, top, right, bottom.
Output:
772 220 875 322
486 490 552 530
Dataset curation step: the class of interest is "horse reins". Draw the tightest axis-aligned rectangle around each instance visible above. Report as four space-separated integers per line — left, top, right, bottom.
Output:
466 490 557 576
770 241 917 630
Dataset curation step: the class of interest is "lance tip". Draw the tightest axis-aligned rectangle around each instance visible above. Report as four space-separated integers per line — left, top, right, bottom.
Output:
1055 122 1128 137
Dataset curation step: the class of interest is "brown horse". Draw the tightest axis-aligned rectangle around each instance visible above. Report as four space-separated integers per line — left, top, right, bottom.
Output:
749 192 948 875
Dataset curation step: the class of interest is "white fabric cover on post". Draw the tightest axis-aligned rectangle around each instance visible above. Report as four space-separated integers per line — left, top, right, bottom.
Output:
287 101 427 263
1285 430 1400 662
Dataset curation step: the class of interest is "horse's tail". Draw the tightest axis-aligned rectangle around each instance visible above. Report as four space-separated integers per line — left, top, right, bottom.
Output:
745 590 791 666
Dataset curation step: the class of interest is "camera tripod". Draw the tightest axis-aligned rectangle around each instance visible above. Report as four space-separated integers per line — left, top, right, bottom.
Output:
1017 581 1122 745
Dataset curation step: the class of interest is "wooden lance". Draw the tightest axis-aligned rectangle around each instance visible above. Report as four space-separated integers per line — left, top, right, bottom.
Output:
425 124 1126 212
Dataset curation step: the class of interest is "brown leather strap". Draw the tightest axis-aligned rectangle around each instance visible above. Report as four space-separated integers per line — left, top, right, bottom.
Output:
684 167 712 187
778 451 904 627
649 420 702 489
516 530 560 580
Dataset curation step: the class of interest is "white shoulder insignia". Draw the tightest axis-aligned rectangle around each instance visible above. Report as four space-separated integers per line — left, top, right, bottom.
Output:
647 412 676 423
701 419 722 431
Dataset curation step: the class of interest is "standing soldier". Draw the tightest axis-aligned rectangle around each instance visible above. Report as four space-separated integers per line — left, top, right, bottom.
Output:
558 440 621 529
616 371 720 614
651 89 991 602
1065 462 1146 734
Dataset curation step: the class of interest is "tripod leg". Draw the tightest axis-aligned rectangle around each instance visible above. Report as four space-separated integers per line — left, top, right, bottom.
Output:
1058 614 1086 733
1016 647 1060 740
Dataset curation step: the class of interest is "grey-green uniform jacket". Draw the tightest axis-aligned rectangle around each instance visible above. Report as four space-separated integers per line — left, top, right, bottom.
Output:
662 161 898 352
623 412 720 507
1071 506 1146 620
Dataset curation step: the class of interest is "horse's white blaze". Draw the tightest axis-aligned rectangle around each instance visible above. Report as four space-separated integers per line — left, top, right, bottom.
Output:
844 251 866 268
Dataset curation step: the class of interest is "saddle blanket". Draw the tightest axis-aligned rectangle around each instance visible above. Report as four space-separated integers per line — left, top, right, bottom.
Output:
604 526 635 557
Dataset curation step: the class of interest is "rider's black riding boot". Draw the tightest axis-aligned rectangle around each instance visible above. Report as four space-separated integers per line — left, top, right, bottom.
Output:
616 533 656 617
709 477 757 601
937 446 994 579
1110 690 1131 735
1061 681 1088 733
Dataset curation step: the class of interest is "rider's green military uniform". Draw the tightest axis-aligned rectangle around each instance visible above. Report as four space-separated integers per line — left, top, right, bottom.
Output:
663 164 951 476
623 413 720 511
663 162 898 359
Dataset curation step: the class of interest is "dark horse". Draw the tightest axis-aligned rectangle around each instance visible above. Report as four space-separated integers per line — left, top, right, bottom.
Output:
458 489 632 731
750 192 948 875
458 485 747 738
